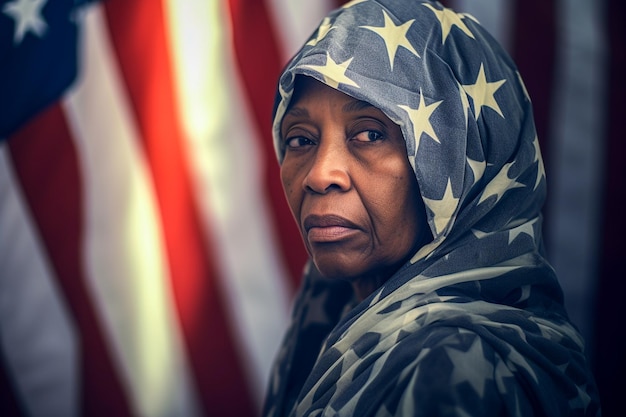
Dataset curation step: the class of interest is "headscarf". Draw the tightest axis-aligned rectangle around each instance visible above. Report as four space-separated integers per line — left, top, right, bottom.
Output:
264 1 601 416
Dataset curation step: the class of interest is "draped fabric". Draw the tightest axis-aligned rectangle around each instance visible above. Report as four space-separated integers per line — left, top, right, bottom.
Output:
0 0 333 415
263 1 601 416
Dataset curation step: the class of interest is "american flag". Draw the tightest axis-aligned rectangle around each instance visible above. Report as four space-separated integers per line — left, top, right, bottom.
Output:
0 0 622 416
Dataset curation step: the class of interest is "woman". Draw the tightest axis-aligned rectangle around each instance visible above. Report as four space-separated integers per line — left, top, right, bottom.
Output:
264 1 601 416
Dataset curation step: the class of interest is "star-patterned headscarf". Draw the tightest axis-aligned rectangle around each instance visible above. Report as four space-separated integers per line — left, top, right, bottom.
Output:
264 1 601 416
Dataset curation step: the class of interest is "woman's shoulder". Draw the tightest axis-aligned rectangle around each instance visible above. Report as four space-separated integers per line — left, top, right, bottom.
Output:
370 324 598 417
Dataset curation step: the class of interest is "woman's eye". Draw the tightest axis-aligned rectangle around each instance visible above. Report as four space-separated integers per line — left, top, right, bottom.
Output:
353 130 384 142
285 136 315 148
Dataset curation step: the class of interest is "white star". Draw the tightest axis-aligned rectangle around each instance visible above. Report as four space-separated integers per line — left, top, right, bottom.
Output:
361 10 419 70
494 357 514 393
341 0 368 9
373 405 393 417
306 16 333 47
508 220 535 244
338 349 360 378
458 81 471 127
414 346 432 364
423 178 459 235
478 162 525 205
408 154 416 171
515 285 531 303
461 13 480 24
532 135 545 190
556 362 569 373
467 156 486 186
301 53 359 89
3 0 48 44
462 63 507 120
569 384 593 411
398 90 442 154
423 3 474 44
471 228 491 239
445 337 494 398
505 348 538 384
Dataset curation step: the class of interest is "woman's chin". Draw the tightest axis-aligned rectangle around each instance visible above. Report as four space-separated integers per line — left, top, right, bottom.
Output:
312 255 390 300
313 261 355 282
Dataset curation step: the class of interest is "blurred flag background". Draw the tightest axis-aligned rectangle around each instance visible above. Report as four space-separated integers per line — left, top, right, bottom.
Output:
0 0 622 416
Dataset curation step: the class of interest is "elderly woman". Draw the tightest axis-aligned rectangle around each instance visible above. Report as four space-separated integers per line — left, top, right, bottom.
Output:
263 1 601 416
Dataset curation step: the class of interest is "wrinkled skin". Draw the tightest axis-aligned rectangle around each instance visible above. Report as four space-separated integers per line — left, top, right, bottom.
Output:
280 77 432 300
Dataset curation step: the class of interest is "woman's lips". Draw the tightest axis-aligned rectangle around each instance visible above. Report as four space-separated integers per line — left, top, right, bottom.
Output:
303 214 360 243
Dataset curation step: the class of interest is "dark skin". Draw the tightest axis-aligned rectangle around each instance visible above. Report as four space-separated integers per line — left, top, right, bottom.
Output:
280 77 432 300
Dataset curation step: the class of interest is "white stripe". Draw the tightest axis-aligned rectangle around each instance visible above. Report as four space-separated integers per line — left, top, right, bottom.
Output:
267 0 334 61
450 0 514 52
0 146 78 417
63 5 201 417
546 0 607 347
162 0 292 407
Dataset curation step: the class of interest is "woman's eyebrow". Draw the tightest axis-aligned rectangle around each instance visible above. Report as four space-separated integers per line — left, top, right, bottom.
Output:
284 106 309 118
342 100 375 113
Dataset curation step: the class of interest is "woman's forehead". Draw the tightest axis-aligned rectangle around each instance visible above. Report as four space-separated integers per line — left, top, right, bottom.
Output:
287 76 376 114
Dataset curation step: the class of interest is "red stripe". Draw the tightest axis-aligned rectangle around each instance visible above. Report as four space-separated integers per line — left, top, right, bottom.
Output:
7 104 132 417
595 0 626 414
511 1 556 166
228 0 308 289
102 1 256 415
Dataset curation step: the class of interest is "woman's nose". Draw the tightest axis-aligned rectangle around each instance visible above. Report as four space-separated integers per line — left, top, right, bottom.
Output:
303 141 351 194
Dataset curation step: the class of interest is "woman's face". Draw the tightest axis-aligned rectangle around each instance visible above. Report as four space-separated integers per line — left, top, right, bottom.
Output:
280 77 432 298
